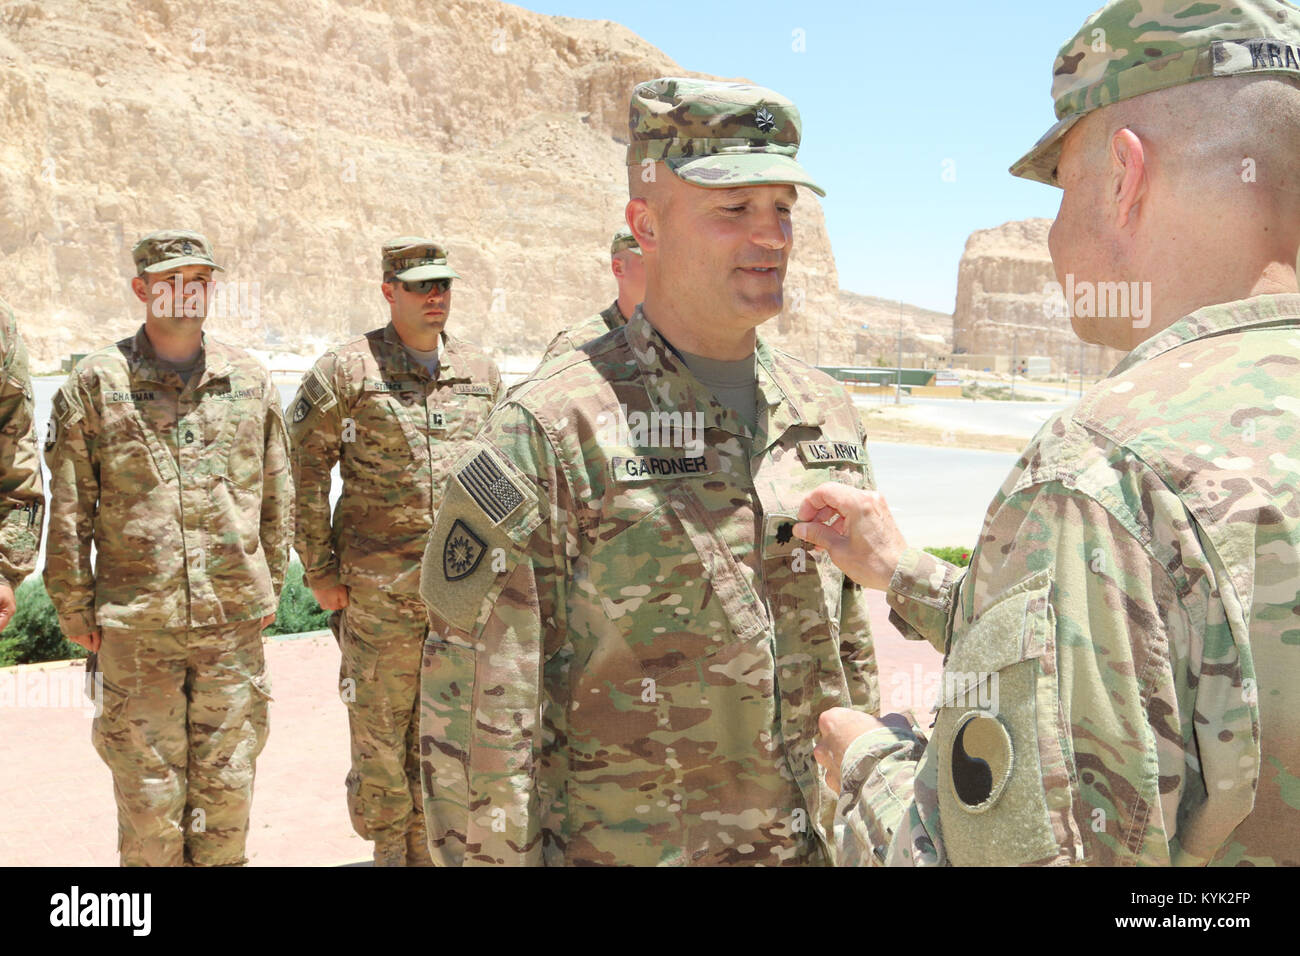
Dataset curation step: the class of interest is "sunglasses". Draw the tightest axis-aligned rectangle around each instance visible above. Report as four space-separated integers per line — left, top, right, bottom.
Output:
393 277 451 295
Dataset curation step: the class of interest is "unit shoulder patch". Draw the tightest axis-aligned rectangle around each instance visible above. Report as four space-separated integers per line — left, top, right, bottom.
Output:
442 519 487 581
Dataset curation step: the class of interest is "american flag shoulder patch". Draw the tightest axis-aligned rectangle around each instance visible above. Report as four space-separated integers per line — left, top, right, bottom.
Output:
455 449 527 524
304 368 336 411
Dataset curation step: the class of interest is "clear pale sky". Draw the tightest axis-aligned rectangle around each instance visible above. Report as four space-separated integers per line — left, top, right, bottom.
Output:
513 0 1090 314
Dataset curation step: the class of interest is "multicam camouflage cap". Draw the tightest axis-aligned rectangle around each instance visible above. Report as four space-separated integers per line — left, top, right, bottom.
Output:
627 77 825 197
610 227 641 257
131 230 224 275
1012 0 1300 186
382 237 461 281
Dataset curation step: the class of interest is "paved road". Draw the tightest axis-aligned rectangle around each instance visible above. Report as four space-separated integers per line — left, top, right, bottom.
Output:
857 391 1073 439
869 442 1018 549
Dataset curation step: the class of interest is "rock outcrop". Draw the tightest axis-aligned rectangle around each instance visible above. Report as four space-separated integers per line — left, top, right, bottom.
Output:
0 0 840 369
952 219 1125 374
836 290 953 367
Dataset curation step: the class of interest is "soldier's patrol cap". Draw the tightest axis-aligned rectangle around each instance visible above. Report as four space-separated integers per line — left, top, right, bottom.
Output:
610 227 641 257
1012 0 1300 186
132 230 224 275
627 77 825 197
382 237 461 281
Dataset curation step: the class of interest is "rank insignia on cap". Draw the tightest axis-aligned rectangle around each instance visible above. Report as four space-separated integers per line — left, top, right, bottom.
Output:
181 241 193 255
292 397 311 424
443 519 487 581
754 107 776 132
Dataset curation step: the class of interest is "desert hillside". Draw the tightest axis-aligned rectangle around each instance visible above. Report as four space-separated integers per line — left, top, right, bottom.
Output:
0 0 843 369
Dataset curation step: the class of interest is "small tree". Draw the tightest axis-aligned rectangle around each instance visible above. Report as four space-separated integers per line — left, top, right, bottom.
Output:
0 578 86 666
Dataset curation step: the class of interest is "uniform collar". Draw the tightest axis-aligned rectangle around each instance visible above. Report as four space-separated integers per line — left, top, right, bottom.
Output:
624 306 822 448
128 324 232 391
600 299 628 332
1109 293 1300 378
380 323 458 380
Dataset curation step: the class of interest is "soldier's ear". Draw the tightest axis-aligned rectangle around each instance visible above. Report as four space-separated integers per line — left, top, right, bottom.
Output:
611 256 625 279
131 275 149 303
1110 128 1147 231
380 280 397 306
625 199 655 254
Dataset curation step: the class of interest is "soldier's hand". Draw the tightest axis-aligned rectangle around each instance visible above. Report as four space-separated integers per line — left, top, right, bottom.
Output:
312 584 350 611
260 613 276 631
815 707 883 794
0 584 14 633
815 709 914 795
793 483 908 591
68 629 102 653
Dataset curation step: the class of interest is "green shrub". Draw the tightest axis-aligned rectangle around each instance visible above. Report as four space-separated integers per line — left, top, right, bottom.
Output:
0 564 330 665
0 577 86 666
923 546 973 568
264 563 331 636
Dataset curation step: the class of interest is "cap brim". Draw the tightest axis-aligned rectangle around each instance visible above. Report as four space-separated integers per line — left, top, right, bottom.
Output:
142 256 224 273
668 152 825 198
394 265 460 281
1009 113 1084 187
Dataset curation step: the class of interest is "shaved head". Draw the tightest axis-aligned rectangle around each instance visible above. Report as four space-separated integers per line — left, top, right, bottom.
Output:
1076 74 1300 212
1048 74 1300 349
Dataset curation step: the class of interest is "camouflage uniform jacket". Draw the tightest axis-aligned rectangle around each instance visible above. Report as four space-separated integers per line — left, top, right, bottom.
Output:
419 306 880 866
836 294 1300 867
43 326 291 637
0 299 43 589
536 300 628 365
288 325 501 599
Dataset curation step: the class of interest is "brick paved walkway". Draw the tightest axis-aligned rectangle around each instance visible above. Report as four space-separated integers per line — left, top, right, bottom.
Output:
0 591 940 866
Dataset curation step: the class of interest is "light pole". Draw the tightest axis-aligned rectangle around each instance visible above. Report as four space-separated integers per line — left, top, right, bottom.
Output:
1011 330 1018 400
895 301 903 405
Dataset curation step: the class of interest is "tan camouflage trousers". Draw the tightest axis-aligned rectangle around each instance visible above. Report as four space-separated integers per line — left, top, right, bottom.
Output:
91 618 270 867
332 587 433 866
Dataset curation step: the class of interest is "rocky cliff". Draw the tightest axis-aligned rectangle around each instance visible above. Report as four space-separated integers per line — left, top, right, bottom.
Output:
836 290 952 366
0 0 840 369
952 218 1125 375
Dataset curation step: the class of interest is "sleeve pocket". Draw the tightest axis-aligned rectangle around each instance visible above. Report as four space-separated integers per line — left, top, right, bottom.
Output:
933 570 1085 865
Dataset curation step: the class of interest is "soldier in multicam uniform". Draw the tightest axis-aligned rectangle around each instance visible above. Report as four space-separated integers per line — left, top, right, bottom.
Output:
417 78 879 866
44 230 291 866
535 227 645 365
807 0 1300 866
0 298 43 630
288 238 502 866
